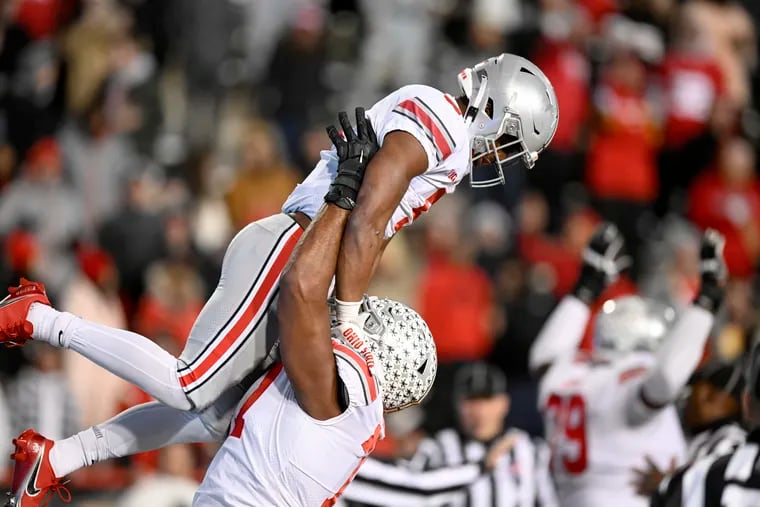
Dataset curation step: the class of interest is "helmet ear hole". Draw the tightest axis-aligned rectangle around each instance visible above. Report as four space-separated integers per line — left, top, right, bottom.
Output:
417 359 428 375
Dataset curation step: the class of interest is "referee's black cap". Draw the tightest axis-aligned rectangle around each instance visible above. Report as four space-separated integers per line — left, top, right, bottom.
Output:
453 362 508 400
691 360 745 398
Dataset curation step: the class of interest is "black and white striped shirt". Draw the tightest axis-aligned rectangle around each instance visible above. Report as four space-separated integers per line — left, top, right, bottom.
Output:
338 456 488 506
687 422 746 463
652 429 760 507
342 427 557 507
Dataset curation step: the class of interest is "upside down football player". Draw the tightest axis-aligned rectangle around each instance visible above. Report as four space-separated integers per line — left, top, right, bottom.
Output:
0 53 558 506
528 224 726 507
190 172 437 506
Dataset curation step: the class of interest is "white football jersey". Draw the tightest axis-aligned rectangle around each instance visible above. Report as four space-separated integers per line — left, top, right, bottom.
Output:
539 352 687 507
282 84 471 238
194 341 385 507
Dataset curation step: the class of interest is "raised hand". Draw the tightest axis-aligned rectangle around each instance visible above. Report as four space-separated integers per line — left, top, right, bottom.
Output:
572 222 631 305
324 107 379 211
693 229 727 313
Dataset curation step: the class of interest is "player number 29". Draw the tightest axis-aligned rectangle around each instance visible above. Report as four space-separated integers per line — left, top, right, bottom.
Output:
546 393 588 475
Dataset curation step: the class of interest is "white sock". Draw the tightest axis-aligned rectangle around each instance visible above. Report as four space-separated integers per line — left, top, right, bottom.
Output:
27 304 191 410
49 402 217 477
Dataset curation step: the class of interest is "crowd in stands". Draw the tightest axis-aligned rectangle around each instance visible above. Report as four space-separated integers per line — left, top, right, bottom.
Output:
0 0 758 505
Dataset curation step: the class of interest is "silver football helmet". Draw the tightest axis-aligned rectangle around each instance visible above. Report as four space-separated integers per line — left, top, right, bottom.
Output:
593 296 677 354
458 53 559 187
340 296 437 412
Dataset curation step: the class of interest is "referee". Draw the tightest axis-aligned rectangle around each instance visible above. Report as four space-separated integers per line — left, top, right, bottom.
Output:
651 344 760 506
343 362 557 507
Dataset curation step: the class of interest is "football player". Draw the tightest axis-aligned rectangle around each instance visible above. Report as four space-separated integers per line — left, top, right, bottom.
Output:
192 176 437 506
0 53 558 506
529 224 726 507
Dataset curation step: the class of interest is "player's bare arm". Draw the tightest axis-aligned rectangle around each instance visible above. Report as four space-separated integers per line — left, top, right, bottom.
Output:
278 203 352 420
334 130 428 305
278 109 376 421
630 230 726 421
529 223 629 378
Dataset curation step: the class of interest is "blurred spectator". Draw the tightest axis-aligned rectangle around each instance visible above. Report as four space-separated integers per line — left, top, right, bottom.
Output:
59 246 130 428
98 168 166 304
0 137 83 253
518 193 599 299
106 32 162 155
7 342 80 440
417 197 495 365
177 0 241 148
530 2 592 229
133 260 205 350
586 22 662 269
351 0 445 105
296 120 332 175
368 233 420 307
688 137 760 278
225 119 299 230
3 40 64 158
681 0 756 108
117 444 199 507
468 199 513 276
59 86 139 237
13 0 76 41
60 0 131 114
656 6 729 215
163 209 220 296
265 4 328 153
187 150 234 258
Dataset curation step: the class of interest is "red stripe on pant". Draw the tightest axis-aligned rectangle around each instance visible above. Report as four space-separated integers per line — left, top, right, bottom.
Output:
178 227 303 389
229 362 284 438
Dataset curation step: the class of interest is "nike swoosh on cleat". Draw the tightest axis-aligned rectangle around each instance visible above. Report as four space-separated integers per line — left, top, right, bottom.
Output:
58 330 64 348
0 294 35 309
25 453 43 497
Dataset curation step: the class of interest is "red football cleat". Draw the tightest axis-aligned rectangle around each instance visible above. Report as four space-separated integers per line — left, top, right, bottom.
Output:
6 430 70 507
0 279 50 348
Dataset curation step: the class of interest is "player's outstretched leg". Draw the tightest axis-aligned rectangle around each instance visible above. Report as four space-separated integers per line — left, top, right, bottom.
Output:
7 402 219 507
0 279 191 410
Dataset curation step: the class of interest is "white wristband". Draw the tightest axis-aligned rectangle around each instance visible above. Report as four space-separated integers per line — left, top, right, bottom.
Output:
335 298 363 322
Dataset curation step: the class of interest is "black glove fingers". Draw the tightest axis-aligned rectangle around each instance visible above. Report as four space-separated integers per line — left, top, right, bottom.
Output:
338 111 355 142
326 125 346 155
366 116 378 144
355 107 368 140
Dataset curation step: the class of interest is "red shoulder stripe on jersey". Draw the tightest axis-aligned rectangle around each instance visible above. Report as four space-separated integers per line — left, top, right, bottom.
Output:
230 362 283 438
444 94 462 115
333 342 378 402
321 424 383 506
396 99 453 160
178 226 302 389
619 366 648 384
393 187 446 232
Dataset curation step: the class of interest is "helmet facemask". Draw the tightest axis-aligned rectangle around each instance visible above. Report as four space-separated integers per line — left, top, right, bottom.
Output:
470 120 538 188
457 54 559 188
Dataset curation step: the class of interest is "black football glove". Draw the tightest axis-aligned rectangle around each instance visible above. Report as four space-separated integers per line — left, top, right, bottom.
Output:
572 222 631 305
693 229 727 313
324 107 379 211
